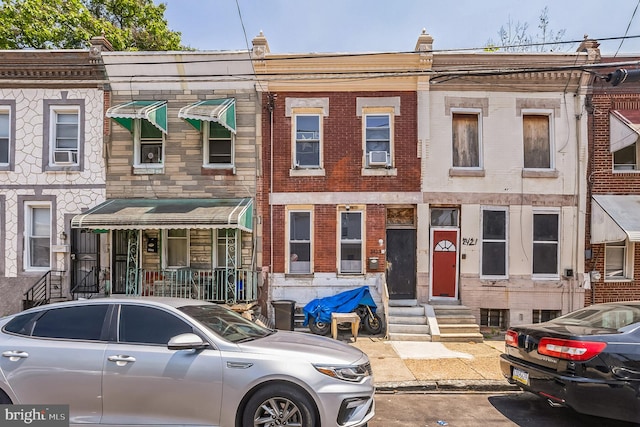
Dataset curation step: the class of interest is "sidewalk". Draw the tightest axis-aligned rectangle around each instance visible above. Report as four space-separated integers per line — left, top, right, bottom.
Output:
347 335 520 392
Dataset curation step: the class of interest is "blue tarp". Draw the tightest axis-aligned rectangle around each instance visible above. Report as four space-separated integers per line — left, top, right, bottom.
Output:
303 286 377 326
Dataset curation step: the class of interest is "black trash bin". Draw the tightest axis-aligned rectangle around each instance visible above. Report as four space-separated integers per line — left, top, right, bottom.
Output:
271 300 295 331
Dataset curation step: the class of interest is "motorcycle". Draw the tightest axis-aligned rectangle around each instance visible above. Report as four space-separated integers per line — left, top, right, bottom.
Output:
303 286 383 336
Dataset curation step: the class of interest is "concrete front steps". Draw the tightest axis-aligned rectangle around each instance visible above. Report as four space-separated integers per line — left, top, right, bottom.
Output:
387 299 431 341
432 304 484 343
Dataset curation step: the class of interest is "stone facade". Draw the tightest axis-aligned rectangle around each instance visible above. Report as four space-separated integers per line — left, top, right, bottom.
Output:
0 49 107 316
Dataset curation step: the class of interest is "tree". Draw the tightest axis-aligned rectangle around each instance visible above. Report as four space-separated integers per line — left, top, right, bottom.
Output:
486 7 566 52
0 0 184 51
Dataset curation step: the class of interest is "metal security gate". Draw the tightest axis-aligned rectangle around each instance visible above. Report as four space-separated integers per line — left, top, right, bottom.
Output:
71 229 100 295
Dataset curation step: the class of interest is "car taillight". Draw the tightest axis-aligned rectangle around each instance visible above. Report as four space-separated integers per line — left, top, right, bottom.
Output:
538 337 607 361
505 330 519 347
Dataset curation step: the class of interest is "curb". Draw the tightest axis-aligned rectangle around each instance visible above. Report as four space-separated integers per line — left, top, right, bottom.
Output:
374 380 520 393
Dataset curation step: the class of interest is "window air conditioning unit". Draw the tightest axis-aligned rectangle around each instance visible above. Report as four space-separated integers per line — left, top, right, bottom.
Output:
368 150 389 166
53 150 77 164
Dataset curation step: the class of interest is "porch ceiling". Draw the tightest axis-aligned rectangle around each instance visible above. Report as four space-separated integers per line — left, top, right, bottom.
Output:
71 198 253 232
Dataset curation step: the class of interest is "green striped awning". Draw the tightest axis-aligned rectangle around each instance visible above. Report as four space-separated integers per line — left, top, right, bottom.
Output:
106 100 168 134
178 98 236 134
71 198 253 232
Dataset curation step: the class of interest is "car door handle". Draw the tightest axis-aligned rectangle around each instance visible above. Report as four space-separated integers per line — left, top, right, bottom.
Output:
107 355 136 366
2 350 29 361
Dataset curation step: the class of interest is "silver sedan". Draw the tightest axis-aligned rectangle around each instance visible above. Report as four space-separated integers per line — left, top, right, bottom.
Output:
0 297 375 426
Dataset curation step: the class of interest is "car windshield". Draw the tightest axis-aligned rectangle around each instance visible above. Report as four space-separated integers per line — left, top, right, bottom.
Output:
179 304 274 343
551 304 640 330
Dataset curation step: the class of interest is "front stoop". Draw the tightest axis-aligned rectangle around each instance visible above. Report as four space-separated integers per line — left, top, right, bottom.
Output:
432 304 483 343
387 299 432 341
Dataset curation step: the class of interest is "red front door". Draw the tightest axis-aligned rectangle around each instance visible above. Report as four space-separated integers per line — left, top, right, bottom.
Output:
431 229 458 299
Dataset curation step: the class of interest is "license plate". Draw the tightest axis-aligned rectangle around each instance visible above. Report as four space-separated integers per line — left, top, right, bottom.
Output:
512 367 529 385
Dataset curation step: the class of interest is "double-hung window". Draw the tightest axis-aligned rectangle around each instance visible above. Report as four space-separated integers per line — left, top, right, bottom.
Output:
0 108 9 166
481 208 508 278
205 122 233 167
523 113 553 170
165 229 188 268
340 211 363 274
50 107 80 166
294 115 321 168
136 119 163 166
452 112 481 169
532 211 559 278
364 114 391 168
288 210 311 274
605 240 632 280
25 204 51 270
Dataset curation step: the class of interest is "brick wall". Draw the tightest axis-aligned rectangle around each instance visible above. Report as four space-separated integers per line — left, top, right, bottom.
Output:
586 90 640 304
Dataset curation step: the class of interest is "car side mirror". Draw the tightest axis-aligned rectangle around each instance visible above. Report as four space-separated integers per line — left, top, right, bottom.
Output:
167 333 209 350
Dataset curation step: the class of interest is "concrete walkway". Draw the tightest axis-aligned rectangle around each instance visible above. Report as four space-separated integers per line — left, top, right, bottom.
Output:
348 336 519 392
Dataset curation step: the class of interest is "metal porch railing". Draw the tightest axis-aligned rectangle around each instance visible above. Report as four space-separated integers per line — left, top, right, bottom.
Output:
23 270 65 309
127 267 259 305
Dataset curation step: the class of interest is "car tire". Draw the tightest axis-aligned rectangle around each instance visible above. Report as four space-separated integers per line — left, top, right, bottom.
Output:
0 389 12 404
242 384 316 427
308 316 331 335
363 312 383 335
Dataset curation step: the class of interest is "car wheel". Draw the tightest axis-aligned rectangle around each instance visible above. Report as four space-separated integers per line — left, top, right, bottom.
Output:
308 316 331 335
242 384 316 427
363 312 383 335
0 389 12 404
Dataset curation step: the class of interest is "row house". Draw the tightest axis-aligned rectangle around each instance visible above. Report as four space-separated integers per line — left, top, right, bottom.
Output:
253 30 602 330
68 49 262 309
586 56 640 304
0 40 108 316
252 32 422 313
421 38 601 328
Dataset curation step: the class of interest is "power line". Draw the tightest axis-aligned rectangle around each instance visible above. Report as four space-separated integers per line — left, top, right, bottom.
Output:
614 0 640 57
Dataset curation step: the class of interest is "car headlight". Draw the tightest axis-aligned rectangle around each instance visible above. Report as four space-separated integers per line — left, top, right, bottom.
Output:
314 363 371 382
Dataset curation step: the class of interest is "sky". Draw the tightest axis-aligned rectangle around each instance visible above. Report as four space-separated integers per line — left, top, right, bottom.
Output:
157 0 640 56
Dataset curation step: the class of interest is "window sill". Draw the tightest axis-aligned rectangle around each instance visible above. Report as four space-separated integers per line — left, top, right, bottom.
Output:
284 273 314 279
133 165 164 175
604 278 634 283
449 168 485 177
202 166 235 176
46 164 81 172
361 167 397 176
522 169 559 178
290 168 325 177
613 169 640 174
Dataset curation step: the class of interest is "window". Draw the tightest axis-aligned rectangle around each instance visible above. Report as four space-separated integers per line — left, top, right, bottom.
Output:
289 211 311 274
0 109 9 165
340 211 362 274
294 115 321 168
605 240 630 280
26 204 51 269
452 112 481 168
613 143 639 171
481 208 507 278
136 119 163 166
532 309 560 323
50 107 79 165
532 212 559 277
165 229 188 268
216 229 238 268
118 305 192 345
32 305 108 340
430 208 459 227
523 114 552 169
480 309 507 329
364 114 391 167
204 122 233 167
